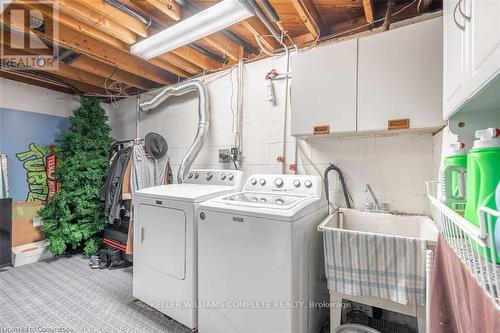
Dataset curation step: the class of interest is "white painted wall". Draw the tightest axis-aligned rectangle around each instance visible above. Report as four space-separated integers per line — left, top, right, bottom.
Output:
0 77 80 117
109 49 442 215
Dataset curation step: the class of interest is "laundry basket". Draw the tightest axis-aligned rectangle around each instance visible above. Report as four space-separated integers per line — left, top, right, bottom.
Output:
318 208 435 333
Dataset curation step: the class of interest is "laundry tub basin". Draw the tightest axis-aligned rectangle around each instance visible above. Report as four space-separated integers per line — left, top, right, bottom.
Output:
318 208 438 333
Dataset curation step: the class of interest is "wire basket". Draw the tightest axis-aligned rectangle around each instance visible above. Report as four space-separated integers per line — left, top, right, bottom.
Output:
426 181 500 311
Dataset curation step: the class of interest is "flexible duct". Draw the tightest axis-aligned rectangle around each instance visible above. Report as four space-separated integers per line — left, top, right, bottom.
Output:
139 81 209 184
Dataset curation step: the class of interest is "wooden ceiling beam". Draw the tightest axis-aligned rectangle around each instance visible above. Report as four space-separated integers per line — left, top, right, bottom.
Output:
21 1 190 80
17 0 128 50
0 69 75 95
2 4 174 85
171 47 220 71
363 0 375 23
150 56 192 77
42 0 138 44
240 18 280 52
143 0 181 21
0 32 122 92
75 0 149 37
291 0 324 39
70 56 157 90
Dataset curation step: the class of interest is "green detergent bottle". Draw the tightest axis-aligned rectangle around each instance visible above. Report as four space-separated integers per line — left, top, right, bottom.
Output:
464 128 500 263
440 142 467 214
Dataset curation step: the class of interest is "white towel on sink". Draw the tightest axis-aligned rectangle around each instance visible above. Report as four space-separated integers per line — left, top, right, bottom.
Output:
323 227 428 306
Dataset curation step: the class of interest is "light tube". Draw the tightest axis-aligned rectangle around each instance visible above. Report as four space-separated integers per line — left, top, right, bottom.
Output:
131 0 253 60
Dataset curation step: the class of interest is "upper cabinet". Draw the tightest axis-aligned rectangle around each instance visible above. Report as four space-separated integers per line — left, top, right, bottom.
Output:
290 17 445 137
443 0 468 118
290 39 358 137
467 0 500 95
443 0 500 120
357 18 444 132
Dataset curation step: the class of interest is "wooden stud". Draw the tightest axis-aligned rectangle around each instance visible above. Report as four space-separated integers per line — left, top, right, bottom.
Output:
362 0 375 23
144 0 181 21
0 69 76 94
291 0 324 39
76 0 149 37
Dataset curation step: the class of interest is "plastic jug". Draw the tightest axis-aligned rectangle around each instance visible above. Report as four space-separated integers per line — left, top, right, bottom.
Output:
440 142 467 214
464 128 500 262
494 182 500 255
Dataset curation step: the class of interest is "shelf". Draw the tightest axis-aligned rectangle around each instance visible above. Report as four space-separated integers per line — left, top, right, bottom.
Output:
426 181 500 311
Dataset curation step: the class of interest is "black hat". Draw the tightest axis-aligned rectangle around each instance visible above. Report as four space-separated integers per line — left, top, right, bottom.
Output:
145 132 168 160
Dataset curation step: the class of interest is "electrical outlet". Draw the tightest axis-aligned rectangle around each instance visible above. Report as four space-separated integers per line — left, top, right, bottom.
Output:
230 147 240 161
219 149 230 163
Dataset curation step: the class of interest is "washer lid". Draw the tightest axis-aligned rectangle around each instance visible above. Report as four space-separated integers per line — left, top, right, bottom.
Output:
135 184 240 203
222 192 307 209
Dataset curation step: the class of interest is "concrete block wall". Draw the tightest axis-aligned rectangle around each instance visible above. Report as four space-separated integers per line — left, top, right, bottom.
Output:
110 55 439 215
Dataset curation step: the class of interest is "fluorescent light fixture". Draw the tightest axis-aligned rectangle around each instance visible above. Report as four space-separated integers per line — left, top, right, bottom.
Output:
131 0 253 60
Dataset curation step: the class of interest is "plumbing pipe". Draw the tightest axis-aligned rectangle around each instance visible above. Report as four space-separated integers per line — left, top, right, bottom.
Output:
383 0 396 31
239 0 282 42
324 163 352 209
139 81 209 183
104 0 152 27
260 0 285 32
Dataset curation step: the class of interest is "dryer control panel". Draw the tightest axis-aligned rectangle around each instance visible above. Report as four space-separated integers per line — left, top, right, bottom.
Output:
244 174 322 196
184 169 244 187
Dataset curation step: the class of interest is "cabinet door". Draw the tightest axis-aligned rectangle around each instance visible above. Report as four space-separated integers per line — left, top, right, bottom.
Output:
357 18 444 132
290 39 357 136
467 0 500 96
443 0 468 120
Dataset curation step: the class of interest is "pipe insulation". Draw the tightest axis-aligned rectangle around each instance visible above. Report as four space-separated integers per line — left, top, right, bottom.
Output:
138 81 209 184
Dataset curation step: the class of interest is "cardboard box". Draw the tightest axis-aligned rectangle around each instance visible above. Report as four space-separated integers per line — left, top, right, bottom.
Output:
12 202 44 247
12 240 52 267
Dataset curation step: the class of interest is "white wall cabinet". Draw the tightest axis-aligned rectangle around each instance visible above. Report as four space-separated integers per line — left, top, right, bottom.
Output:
443 0 500 120
467 0 500 95
290 39 357 136
443 0 468 119
357 17 444 132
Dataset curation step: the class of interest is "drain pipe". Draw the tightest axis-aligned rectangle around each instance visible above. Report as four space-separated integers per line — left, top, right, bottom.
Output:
104 0 152 27
139 81 209 183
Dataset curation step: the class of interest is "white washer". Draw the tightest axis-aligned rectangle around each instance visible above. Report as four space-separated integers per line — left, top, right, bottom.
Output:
133 169 244 330
198 174 329 333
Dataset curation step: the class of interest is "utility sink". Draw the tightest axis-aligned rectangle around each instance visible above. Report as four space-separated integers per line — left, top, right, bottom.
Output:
319 208 438 245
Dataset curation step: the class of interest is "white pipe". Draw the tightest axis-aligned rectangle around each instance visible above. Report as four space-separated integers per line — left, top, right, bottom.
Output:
138 81 209 183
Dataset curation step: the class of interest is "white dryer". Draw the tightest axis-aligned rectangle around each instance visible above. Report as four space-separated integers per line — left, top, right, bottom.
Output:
133 169 244 330
198 174 329 333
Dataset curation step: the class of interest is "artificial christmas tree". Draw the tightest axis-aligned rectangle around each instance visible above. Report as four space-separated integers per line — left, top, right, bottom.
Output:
39 97 112 256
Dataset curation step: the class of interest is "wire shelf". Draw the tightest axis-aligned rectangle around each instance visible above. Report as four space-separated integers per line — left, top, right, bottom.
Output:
426 181 500 311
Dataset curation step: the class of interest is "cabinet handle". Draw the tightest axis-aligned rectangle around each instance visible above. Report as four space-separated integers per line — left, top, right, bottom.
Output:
458 0 471 20
453 2 466 30
140 226 144 243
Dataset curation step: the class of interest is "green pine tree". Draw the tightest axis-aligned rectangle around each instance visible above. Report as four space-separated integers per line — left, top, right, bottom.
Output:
39 97 112 256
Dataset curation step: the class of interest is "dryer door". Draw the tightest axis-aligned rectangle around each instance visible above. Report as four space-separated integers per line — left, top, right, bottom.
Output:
136 204 186 280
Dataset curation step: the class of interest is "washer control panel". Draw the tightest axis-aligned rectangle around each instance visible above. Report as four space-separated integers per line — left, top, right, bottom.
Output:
184 169 244 187
244 174 322 196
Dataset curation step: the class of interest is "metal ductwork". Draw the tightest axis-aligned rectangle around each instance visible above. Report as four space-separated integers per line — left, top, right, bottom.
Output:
139 81 209 184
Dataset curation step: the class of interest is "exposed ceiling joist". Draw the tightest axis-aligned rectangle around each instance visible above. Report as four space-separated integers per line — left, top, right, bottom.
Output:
45 0 138 44
291 0 324 39
1 4 174 85
143 0 181 21
363 0 375 23
76 0 149 38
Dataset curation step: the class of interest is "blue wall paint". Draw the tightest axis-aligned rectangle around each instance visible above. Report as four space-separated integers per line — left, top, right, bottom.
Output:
0 108 70 201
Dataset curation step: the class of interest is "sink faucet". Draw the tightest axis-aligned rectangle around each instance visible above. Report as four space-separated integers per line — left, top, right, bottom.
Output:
364 184 388 212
